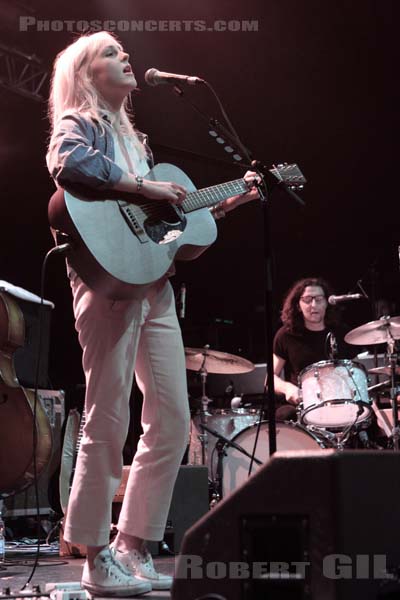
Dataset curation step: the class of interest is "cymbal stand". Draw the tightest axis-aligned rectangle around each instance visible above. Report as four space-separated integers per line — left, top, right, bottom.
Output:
197 350 213 465
385 326 400 451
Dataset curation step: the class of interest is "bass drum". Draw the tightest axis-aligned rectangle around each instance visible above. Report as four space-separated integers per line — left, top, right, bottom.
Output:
222 421 329 498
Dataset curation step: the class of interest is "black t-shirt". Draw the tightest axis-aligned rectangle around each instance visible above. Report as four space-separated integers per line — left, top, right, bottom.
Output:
273 326 357 386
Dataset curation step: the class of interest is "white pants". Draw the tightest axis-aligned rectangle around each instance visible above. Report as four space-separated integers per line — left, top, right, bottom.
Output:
64 274 190 546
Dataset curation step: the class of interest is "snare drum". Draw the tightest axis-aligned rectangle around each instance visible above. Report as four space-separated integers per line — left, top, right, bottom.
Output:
299 359 371 430
222 421 328 497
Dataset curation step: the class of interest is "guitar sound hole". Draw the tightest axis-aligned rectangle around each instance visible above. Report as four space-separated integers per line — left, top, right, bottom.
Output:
144 206 187 244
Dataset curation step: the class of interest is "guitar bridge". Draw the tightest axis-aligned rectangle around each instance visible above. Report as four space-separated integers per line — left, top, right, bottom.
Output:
118 202 148 244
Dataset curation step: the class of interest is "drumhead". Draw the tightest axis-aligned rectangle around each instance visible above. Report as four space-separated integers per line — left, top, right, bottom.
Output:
222 421 326 498
299 359 371 429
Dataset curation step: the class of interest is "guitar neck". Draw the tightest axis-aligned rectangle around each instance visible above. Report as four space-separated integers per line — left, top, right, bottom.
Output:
182 178 248 213
180 162 305 214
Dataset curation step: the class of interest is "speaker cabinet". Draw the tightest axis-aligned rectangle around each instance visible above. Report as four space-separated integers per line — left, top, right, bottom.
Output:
114 465 209 555
165 465 209 553
172 450 400 600
13 298 52 389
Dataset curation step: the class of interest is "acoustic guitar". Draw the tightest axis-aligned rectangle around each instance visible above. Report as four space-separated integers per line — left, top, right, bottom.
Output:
48 162 305 300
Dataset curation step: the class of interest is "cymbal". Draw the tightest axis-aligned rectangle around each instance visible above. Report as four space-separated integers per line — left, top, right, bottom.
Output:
367 379 391 393
185 347 255 374
368 366 400 377
344 316 400 345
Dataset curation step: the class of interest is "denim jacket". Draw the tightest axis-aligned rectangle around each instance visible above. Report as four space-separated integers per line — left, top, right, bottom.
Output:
47 111 154 197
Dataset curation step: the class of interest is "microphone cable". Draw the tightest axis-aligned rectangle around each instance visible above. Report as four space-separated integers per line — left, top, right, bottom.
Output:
20 241 71 590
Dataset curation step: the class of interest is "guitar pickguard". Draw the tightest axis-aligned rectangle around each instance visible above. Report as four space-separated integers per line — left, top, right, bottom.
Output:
144 206 187 245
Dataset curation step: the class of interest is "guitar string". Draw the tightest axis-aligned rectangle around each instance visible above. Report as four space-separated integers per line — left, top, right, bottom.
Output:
117 165 300 217
122 179 249 216
124 165 301 214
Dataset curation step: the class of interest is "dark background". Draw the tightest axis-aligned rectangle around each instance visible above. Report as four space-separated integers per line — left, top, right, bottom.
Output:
0 0 398 389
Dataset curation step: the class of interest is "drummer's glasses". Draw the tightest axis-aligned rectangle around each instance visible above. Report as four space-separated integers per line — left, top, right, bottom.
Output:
300 294 326 305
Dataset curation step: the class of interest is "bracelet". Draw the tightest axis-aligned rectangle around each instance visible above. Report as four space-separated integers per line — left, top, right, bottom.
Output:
134 174 143 193
211 204 226 220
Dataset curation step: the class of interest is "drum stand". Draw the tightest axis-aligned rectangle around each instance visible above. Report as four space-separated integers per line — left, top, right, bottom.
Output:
196 355 213 466
301 404 366 450
386 333 400 451
200 422 263 500
334 405 365 450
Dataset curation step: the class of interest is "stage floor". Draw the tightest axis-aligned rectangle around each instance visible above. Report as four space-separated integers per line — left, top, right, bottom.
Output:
0 545 173 599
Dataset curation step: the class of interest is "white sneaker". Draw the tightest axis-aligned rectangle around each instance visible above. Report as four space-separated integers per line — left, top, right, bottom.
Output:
81 546 152 597
111 544 173 591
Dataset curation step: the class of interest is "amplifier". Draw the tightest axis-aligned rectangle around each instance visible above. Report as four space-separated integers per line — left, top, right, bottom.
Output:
206 363 267 398
0 285 53 389
115 465 209 555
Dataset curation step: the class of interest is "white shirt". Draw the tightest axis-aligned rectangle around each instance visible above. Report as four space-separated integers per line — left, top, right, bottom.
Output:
111 130 149 178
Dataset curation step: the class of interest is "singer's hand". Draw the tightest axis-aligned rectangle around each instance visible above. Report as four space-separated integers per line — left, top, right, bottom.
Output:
112 171 186 204
222 170 262 212
241 170 262 204
243 170 263 190
140 180 187 205
284 382 301 405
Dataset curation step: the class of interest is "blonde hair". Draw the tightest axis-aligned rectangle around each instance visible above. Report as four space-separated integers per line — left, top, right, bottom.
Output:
48 31 145 156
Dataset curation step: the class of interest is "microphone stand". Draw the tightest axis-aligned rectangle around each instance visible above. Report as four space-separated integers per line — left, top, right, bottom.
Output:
370 261 379 376
200 422 263 499
167 83 305 462
257 178 277 456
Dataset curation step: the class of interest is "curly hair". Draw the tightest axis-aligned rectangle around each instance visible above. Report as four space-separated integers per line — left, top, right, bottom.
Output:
280 277 339 334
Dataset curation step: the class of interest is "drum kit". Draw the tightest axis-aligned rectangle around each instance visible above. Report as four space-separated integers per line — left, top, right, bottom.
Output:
186 315 400 503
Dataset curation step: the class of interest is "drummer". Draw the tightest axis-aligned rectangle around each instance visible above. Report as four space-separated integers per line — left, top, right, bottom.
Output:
273 277 356 421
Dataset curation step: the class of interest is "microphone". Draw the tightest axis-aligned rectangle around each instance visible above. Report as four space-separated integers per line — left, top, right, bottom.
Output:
328 332 338 358
328 293 363 305
179 283 186 319
144 68 205 87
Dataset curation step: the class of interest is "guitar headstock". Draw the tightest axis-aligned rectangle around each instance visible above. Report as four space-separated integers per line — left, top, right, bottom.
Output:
269 163 306 190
